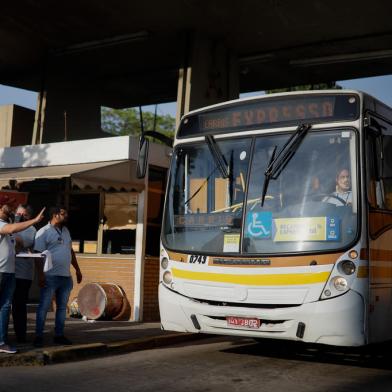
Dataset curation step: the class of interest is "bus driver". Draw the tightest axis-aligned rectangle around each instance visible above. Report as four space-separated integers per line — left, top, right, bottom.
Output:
323 168 352 206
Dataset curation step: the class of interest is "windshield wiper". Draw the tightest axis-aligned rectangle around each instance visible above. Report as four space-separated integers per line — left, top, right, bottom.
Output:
184 165 217 208
261 145 277 206
206 135 229 179
184 136 231 210
261 123 312 206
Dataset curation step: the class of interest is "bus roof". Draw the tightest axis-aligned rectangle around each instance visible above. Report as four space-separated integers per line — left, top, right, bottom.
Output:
184 89 367 118
178 90 366 139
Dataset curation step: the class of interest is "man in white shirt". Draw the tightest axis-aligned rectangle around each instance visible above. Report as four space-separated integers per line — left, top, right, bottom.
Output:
12 205 36 343
323 168 352 206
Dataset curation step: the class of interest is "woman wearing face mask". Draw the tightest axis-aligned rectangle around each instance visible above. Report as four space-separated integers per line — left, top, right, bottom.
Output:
12 205 37 343
0 204 45 354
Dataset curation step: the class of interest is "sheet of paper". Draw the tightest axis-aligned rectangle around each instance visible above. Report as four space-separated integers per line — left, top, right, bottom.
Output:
16 253 44 258
223 234 240 252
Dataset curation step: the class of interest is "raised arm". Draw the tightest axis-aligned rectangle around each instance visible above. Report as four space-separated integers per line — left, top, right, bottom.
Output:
0 207 45 235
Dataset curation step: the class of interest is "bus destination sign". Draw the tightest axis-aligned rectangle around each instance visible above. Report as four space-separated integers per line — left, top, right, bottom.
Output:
178 94 359 138
174 213 236 228
200 96 335 131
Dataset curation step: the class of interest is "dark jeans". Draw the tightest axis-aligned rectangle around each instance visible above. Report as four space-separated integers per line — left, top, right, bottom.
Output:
12 278 32 341
0 272 16 344
36 276 73 337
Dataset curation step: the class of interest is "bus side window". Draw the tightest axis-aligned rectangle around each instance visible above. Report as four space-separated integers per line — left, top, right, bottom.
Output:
381 135 392 209
367 126 392 210
366 130 382 208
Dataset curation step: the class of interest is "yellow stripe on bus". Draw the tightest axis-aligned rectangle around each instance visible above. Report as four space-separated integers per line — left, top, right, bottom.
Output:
171 268 330 286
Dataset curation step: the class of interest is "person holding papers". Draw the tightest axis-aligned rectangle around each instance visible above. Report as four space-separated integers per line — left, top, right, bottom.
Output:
12 205 37 343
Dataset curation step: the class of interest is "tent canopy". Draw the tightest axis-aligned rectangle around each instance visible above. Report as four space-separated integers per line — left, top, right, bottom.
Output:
0 160 144 191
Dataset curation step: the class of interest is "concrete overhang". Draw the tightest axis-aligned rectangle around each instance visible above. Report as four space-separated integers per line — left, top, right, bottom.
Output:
1 1 392 106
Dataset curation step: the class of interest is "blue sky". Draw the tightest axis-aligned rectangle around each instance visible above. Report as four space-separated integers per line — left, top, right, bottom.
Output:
1 75 392 117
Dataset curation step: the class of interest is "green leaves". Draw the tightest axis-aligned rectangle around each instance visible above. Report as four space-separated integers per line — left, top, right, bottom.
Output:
101 107 175 143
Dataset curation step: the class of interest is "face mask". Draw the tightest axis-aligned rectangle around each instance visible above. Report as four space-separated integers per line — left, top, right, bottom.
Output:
14 215 24 223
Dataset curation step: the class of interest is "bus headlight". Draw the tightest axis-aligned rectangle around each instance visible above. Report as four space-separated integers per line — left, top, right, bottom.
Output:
339 260 356 275
161 257 169 270
331 276 348 291
320 254 358 300
163 271 173 284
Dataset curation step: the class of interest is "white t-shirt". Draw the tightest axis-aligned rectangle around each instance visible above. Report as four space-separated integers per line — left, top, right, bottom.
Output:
0 220 16 274
34 223 72 277
323 191 352 206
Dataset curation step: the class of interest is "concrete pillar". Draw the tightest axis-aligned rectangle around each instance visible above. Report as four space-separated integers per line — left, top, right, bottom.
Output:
40 85 104 143
0 104 35 147
176 33 239 126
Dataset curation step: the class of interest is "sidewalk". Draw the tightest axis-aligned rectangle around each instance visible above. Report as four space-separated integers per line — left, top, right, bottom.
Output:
0 308 205 367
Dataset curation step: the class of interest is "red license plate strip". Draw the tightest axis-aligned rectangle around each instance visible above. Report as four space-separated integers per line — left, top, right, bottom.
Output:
227 316 260 329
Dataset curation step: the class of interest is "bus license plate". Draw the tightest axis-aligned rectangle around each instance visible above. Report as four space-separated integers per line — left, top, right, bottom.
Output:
227 316 260 329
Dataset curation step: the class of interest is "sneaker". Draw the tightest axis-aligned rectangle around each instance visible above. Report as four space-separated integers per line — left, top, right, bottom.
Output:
53 335 72 345
33 336 43 348
0 343 17 354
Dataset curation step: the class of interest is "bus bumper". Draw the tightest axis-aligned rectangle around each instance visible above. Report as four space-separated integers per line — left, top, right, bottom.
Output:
159 283 366 347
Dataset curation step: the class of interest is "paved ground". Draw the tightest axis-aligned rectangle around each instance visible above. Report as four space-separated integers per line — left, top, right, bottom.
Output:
11 312 171 347
0 308 203 366
2 337 392 392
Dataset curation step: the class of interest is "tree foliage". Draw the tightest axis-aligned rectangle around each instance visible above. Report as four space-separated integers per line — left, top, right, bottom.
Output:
101 107 175 143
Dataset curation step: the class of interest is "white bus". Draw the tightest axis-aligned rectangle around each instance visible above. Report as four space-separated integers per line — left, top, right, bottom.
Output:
151 90 392 347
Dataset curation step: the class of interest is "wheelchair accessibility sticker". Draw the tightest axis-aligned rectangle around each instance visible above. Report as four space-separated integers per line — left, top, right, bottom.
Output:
245 213 341 242
246 212 273 239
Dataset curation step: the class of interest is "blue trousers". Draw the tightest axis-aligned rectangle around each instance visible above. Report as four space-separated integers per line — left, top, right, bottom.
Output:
12 278 32 341
0 272 16 344
36 275 73 337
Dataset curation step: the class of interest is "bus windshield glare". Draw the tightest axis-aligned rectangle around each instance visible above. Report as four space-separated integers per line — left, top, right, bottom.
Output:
163 128 358 254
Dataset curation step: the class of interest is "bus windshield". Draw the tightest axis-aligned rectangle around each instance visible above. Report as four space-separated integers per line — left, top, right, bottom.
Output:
163 128 358 255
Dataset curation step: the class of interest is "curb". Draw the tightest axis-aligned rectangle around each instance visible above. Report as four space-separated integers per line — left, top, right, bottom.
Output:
0 333 207 367
0 351 45 367
43 343 108 365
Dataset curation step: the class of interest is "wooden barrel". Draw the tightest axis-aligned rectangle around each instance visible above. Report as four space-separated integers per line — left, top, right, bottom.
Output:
77 283 124 320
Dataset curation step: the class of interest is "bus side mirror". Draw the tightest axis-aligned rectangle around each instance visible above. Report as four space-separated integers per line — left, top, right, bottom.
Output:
136 136 149 179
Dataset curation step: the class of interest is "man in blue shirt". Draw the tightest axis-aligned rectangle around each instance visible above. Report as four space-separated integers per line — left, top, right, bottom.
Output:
0 203 44 354
33 206 82 347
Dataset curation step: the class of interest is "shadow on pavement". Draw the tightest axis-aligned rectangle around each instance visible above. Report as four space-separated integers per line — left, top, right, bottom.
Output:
7 310 170 354
221 337 392 370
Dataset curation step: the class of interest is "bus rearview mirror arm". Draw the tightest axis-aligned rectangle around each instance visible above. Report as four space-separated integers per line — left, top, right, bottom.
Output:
136 135 149 179
136 131 173 179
